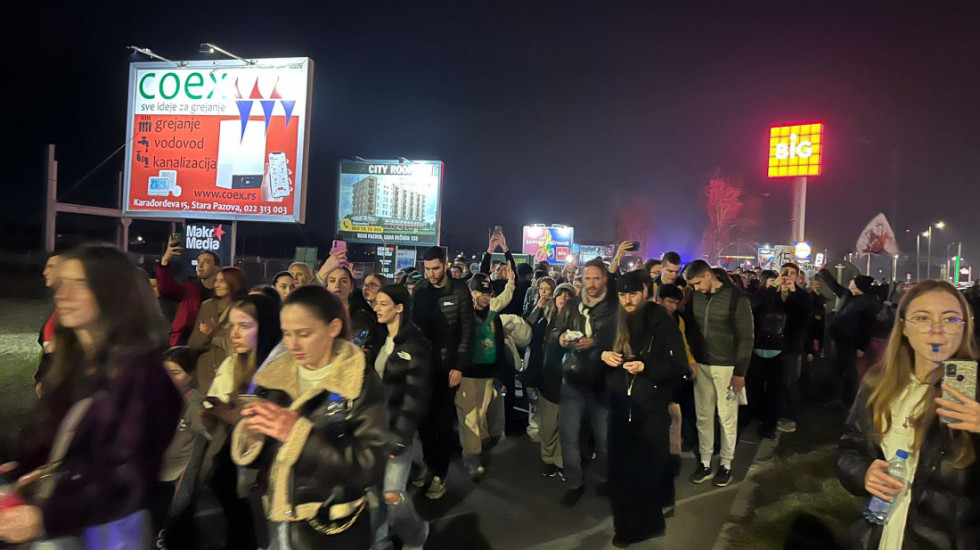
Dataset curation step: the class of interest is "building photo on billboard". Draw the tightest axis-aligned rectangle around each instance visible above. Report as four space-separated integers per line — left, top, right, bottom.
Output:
335 159 443 247
122 57 314 223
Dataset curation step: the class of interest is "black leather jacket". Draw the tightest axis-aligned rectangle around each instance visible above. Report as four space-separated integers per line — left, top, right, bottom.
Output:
411 277 475 375
837 388 980 549
232 341 388 526
378 322 432 455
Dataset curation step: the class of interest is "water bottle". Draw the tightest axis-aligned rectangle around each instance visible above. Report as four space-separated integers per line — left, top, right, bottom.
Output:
865 450 909 525
353 330 368 347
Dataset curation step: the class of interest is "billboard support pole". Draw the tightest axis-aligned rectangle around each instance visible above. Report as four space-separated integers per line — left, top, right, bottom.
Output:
790 176 807 244
44 144 58 252
230 221 238 266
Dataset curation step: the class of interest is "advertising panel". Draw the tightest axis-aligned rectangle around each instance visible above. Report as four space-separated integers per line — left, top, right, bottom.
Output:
396 248 417 271
123 58 313 222
767 123 823 178
794 241 813 261
180 221 234 275
336 160 443 247
522 225 574 264
758 247 775 269
574 244 614 262
375 245 397 279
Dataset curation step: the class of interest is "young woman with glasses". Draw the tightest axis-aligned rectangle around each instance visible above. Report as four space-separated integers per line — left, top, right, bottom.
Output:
837 280 980 549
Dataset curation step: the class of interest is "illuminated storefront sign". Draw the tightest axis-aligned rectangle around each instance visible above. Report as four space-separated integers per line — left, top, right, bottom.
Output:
768 123 823 178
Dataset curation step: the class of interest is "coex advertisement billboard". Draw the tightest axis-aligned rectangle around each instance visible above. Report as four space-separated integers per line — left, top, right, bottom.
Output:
336 159 443 247
123 58 314 222
523 225 574 264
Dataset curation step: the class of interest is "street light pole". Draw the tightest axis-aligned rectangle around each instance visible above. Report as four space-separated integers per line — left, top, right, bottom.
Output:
927 226 933 280
916 233 922 282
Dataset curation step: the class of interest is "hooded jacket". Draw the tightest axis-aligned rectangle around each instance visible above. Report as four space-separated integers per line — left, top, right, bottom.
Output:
231 340 388 524
837 387 980 549
686 277 754 376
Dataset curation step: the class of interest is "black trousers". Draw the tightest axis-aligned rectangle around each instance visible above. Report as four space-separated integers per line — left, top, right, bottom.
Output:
419 379 458 478
833 342 860 407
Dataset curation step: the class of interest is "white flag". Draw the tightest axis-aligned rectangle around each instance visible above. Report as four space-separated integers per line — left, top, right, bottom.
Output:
856 213 899 255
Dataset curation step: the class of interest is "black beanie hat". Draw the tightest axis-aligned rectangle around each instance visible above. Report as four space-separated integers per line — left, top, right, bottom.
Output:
617 271 647 294
469 273 492 293
853 275 874 293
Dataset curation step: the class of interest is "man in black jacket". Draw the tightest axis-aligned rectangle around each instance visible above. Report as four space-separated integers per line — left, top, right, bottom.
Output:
551 258 619 508
411 246 475 499
815 270 879 407
745 264 812 439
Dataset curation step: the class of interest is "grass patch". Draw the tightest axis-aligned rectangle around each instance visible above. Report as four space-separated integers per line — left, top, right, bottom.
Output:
0 299 46 459
725 446 863 549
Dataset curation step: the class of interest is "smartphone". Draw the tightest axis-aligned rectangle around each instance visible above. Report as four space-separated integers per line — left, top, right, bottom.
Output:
330 239 347 255
171 232 182 245
941 360 978 423
492 225 503 237
630 241 641 251
236 394 265 404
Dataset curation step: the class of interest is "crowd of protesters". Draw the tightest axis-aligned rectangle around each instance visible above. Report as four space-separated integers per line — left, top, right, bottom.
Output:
1 231 979 550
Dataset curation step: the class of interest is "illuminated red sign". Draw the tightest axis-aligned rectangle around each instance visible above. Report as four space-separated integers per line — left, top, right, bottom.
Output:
768 123 823 178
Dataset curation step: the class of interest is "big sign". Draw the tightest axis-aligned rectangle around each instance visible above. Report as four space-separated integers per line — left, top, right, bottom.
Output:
123 58 314 222
767 123 823 178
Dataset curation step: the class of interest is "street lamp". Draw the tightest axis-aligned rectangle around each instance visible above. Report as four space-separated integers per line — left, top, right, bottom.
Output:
199 43 255 65
916 221 945 281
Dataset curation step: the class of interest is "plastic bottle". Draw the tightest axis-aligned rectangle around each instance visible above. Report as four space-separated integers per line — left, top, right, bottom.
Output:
865 449 909 525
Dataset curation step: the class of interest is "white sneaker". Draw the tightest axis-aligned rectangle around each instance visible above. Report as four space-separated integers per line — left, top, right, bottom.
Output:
777 418 797 433
425 476 447 499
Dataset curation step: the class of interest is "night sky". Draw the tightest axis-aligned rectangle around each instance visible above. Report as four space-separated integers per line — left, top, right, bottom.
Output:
8 1 980 273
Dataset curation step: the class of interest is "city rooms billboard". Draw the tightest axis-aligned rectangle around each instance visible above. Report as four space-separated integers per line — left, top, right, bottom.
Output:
336 159 444 247
123 58 313 223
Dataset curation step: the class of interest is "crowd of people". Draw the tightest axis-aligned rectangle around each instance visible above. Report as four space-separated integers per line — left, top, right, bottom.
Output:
1 231 979 549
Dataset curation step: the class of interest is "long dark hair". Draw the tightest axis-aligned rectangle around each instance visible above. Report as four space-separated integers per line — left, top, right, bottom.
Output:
378 284 415 340
46 244 168 394
230 294 282 393
284 285 351 340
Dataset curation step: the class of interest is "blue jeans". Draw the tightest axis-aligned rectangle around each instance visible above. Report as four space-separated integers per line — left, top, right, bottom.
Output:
559 381 609 489
371 434 428 550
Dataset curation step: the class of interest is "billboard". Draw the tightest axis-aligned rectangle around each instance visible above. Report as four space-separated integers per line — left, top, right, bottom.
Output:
574 244 614 262
123 58 314 222
336 160 443 247
522 225 574 264
767 123 823 178
181 221 234 274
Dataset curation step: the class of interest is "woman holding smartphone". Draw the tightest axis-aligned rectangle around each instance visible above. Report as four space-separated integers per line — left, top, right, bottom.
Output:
837 280 980 549
203 293 282 549
231 286 388 550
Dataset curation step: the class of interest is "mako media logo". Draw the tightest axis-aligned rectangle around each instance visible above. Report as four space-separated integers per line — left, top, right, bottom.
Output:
185 224 226 251
138 71 297 139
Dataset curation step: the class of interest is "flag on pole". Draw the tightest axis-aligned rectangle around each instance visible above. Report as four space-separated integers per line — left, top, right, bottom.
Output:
856 212 899 255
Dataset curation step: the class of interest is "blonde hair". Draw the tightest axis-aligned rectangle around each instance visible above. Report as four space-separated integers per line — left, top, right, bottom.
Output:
864 280 979 468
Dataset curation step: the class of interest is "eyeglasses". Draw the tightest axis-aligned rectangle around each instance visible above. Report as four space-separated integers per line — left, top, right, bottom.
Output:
903 315 967 334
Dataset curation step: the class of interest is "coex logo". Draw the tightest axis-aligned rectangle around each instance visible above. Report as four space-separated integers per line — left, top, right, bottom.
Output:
767 123 824 178
139 72 230 100
185 224 226 251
